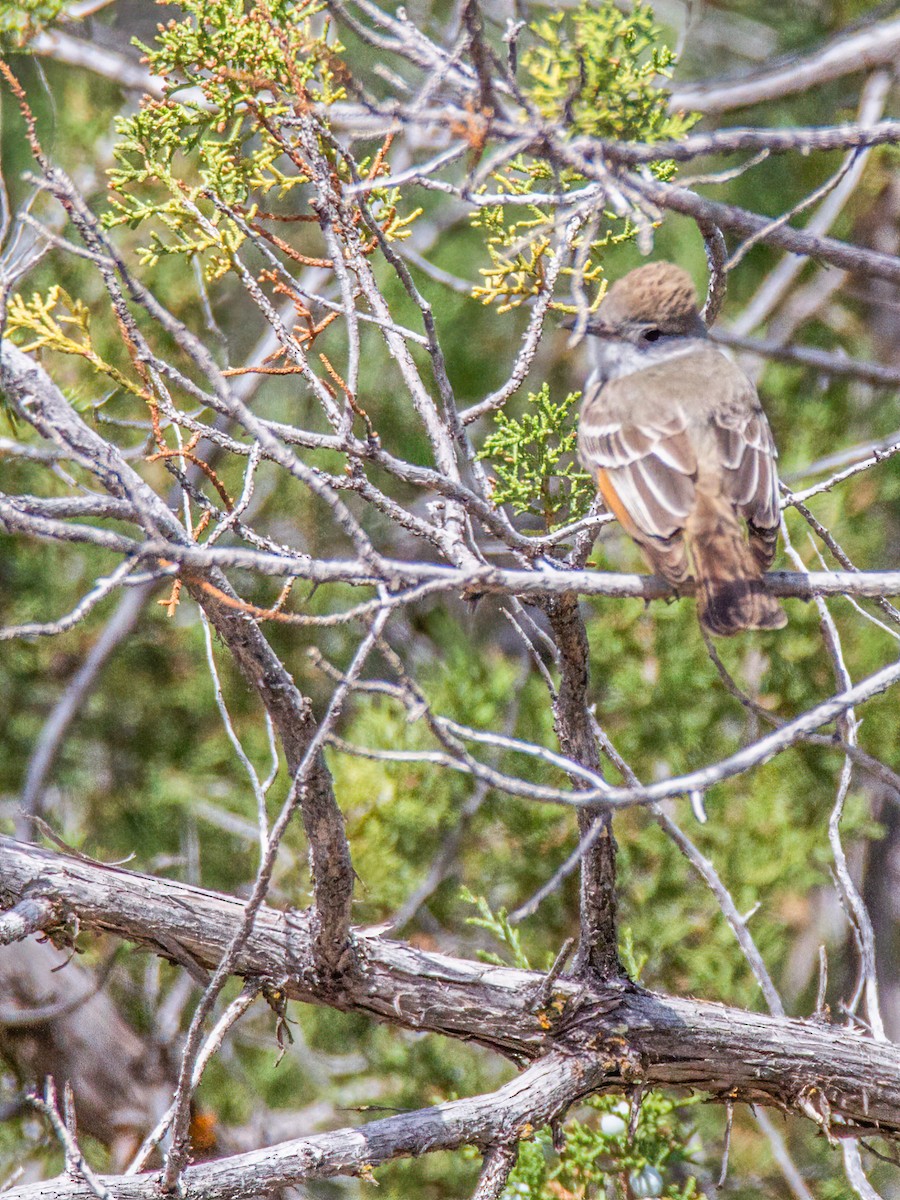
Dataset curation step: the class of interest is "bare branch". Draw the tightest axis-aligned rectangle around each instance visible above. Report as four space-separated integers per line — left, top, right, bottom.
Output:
545 593 618 980
589 121 900 165
669 14 900 114
473 1142 519 1200
622 173 900 288
699 222 728 326
753 1109 816 1200
11 1054 589 1200
3 837 900 1143
712 331 900 391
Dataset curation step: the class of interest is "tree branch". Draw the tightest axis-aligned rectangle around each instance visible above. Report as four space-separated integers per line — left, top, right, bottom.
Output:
7 1054 589 1200
6 493 900 602
588 121 900 165
3 836 899 1141
614 174 900 289
0 339 354 978
545 593 619 981
669 15 900 114
0 896 58 945
712 330 900 389
473 1142 519 1200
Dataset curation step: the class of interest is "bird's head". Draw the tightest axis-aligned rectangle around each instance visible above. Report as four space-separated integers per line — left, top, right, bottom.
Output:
567 261 707 348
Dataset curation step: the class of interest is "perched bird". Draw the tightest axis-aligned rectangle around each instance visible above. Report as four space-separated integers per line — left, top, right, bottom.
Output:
577 261 786 636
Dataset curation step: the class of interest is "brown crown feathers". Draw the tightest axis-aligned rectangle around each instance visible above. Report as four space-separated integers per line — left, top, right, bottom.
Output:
599 261 700 333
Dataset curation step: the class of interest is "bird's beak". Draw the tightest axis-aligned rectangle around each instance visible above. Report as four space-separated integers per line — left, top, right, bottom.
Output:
560 317 617 339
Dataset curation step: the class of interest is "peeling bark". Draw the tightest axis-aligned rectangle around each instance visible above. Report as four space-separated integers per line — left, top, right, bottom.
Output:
2 836 898 1147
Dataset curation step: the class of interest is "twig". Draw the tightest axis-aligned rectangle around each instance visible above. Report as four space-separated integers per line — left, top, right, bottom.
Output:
719 1099 734 1187
781 522 885 1043
10 1054 593 1200
0 558 137 641
842 1140 885 1200
531 937 576 1010
391 659 529 929
16 585 151 840
126 984 258 1175
699 222 728 326
754 1108 816 1200
729 71 890 335
712 330 900 390
30 1079 113 1200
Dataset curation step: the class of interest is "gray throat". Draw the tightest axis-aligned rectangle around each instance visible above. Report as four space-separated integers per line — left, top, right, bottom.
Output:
587 334 709 387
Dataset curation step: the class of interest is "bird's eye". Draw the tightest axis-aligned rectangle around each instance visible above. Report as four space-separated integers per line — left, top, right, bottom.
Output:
643 329 662 343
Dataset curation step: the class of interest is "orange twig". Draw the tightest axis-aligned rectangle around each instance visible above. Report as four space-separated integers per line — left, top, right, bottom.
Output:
235 205 318 223
191 575 301 623
250 221 334 269
0 59 44 160
367 133 395 181
318 353 351 400
148 433 234 512
159 578 183 618
159 513 211 616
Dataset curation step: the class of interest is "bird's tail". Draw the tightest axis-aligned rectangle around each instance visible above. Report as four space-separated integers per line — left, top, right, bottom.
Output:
687 492 786 636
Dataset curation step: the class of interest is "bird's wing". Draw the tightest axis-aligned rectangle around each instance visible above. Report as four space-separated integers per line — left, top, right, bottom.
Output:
713 404 780 529
578 390 697 543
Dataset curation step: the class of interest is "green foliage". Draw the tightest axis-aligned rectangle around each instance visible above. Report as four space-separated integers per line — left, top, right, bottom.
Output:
103 0 332 273
472 1 697 311
461 888 530 969
103 0 416 275
5 287 146 405
523 4 689 145
479 383 592 531
138 0 345 106
0 0 67 50
505 1093 705 1200
619 925 648 983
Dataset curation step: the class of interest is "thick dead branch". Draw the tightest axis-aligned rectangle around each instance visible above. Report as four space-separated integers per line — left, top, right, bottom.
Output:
2 837 900 1142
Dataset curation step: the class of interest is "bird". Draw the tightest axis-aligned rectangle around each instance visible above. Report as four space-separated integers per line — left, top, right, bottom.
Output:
576 260 787 636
